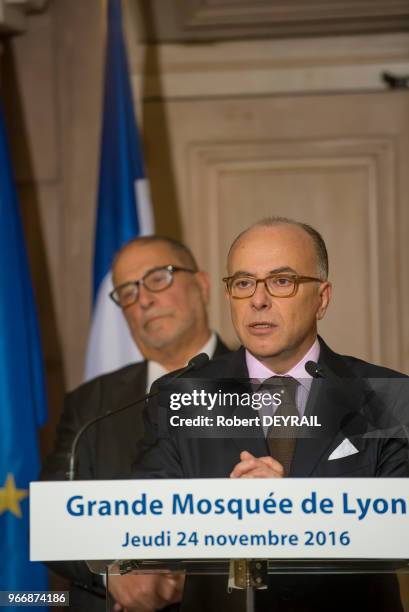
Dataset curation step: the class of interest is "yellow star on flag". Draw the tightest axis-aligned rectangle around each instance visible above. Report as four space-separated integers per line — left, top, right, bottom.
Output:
0 473 28 518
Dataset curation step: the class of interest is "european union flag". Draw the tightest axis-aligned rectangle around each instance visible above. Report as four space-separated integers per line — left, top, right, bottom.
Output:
0 97 48 591
84 0 154 381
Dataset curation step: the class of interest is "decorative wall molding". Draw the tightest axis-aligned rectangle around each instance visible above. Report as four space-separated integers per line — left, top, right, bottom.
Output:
0 0 49 34
128 33 409 99
139 0 409 42
185 137 399 365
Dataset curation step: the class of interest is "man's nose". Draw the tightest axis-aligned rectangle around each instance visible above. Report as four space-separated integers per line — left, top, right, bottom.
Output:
250 281 271 310
137 284 156 309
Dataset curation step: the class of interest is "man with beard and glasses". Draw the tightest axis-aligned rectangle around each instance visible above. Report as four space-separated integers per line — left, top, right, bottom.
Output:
41 236 229 612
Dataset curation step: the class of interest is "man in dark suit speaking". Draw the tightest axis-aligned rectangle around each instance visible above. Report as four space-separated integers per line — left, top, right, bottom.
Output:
41 236 228 611
135 219 409 611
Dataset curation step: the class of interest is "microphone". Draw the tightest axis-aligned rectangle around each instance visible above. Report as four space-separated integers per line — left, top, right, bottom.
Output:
305 361 342 383
305 360 325 378
67 353 210 480
154 352 210 389
305 360 382 437
189 353 210 368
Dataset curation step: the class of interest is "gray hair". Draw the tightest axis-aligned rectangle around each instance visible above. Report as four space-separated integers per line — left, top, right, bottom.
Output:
112 235 199 272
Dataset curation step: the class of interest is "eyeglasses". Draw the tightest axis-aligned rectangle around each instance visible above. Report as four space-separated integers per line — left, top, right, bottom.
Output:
222 273 323 299
110 265 196 308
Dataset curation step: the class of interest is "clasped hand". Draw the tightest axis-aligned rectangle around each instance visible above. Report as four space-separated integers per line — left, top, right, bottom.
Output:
230 450 284 478
110 572 185 612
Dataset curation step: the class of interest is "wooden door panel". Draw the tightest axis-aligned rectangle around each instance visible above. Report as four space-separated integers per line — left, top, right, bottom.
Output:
144 91 409 372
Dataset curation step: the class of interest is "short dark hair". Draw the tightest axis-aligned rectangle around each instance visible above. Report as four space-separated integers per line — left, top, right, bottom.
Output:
229 217 329 280
113 235 199 272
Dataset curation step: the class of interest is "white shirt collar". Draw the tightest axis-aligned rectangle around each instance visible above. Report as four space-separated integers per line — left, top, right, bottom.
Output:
245 337 320 391
146 331 217 391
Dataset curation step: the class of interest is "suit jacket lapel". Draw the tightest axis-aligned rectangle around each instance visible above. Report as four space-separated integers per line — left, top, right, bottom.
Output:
291 338 365 476
214 335 229 358
104 360 148 412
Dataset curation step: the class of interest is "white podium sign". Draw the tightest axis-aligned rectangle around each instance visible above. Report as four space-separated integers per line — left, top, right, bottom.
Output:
30 478 409 561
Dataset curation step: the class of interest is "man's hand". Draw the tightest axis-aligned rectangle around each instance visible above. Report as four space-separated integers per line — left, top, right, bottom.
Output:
230 450 284 478
109 572 185 612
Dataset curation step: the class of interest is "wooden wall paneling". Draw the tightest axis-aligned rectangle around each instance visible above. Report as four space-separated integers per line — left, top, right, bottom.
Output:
53 0 104 389
397 115 409 372
187 139 398 366
133 34 409 99
5 9 59 183
140 0 409 41
0 0 48 33
144 92 409 372
5 0 105 392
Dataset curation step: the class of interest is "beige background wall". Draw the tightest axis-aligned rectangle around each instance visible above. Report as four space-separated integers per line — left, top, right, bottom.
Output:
2 0 409 452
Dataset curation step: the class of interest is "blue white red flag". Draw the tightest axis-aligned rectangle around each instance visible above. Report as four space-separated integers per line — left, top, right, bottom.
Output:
85 0 154 380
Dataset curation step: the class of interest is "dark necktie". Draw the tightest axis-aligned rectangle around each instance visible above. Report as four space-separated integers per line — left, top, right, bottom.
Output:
262 376 299 476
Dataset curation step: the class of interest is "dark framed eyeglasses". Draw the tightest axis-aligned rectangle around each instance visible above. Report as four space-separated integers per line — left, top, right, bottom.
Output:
222 273 323 299
110 265 196 308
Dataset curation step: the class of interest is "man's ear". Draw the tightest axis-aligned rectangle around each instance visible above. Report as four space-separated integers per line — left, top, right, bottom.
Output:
195 271 211 305
317 282 332 321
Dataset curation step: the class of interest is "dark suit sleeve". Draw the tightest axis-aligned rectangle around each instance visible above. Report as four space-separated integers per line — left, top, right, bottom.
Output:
41 386 98 481
40 382 103 590
376 437 409 476
133 392 185 479
372 378 409 477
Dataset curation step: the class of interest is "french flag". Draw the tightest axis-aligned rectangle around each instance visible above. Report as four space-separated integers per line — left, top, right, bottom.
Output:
85 0 154 380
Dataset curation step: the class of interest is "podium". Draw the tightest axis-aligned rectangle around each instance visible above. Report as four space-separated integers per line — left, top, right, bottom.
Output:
86 558 409 612
88 557 409 576
30 478 409 611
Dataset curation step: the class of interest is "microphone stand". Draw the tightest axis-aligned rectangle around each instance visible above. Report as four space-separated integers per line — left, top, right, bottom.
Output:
67 353 209 480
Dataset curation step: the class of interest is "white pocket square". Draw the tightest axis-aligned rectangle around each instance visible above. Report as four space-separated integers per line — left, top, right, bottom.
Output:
328 438 359 461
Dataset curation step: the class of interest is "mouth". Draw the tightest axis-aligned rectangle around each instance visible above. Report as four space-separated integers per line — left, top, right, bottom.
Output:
144 313 172 327
247 321 277 335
